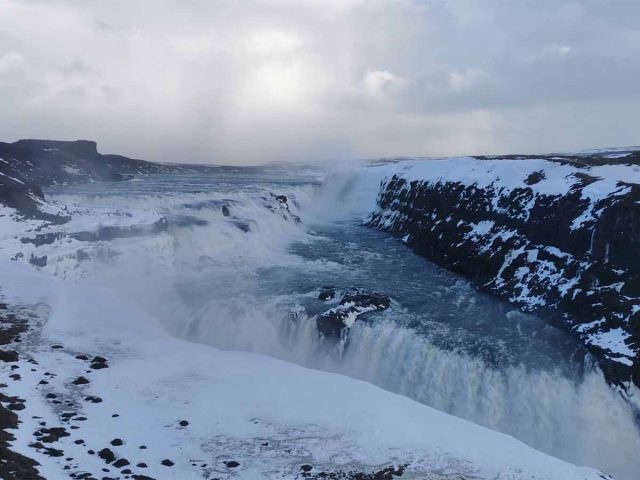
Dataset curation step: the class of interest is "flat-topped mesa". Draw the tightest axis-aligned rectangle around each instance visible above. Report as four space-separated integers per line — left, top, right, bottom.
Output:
0 139 171 221
14 139 99 158
0 139 169 188
368 152 640 390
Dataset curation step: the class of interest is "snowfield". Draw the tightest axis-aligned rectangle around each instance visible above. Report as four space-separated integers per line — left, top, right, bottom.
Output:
0 259 611 480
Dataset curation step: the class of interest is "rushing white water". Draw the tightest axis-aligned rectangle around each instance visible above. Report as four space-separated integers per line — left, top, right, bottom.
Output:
45 165 640 479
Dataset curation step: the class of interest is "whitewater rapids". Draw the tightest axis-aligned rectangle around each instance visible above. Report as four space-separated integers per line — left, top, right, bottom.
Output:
43 164 640 479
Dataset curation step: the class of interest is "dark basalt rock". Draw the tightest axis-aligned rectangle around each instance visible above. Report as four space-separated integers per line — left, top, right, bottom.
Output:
33 426 69 443
98 448 116 463
316 289 390 340
28 254 47 268
112 458 130 468
368 153 640 389
0 349 18 362
90 356 109 370
266 193 301 223
318 287 336 301
72 376 90 385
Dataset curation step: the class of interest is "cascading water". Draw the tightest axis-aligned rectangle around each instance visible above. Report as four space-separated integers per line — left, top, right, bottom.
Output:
45 165 640 479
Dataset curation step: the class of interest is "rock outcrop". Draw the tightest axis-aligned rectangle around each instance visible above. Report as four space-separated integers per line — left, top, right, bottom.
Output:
368 150 640 389
316 288 391 340
0 139 213 220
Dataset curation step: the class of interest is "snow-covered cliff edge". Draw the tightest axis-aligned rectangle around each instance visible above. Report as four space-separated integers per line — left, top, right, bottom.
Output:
368 150 640 390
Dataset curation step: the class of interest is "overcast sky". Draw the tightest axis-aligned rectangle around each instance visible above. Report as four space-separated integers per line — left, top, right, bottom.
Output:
1 0 639 164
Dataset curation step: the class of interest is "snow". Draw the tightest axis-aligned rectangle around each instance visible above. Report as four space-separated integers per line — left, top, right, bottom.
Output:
587 327 635 362
0 259 608 479
62 165 83 175
466 220 495 238
397 158 640 200
0 170 26 184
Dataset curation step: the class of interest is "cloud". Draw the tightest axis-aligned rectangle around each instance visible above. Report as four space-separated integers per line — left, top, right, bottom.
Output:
0 0 639 164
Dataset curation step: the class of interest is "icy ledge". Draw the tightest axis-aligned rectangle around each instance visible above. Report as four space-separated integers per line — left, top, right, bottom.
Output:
0 260 609 480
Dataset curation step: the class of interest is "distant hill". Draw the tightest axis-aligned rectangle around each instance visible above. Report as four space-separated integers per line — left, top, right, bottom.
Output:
0 139 213 220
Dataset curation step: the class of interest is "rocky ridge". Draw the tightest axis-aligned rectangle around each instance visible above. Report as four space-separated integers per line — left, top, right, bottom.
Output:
368 149 640 390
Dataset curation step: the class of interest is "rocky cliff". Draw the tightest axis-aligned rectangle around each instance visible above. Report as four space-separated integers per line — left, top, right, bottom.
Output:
0 139 211 221
368 149 640 390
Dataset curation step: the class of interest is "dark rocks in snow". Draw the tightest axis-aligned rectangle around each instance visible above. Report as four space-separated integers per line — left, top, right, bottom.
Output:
40 446 64 458
72 376 90 386
110 438 123 446
316 289 390 340
98 448 116 463
0 349 19 362
85 396 103 404
112 458 130 468
225 460 240 468
90 356 109 370
178 420 189 427
28 254 47 268
161 459 175 466
34 426 70 443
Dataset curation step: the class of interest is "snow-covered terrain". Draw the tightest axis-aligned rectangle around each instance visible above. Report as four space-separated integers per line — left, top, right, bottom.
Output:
0 260 609 480
2 142 640 479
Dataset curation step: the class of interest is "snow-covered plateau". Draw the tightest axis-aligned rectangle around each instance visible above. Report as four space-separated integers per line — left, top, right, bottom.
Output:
1 140 640 479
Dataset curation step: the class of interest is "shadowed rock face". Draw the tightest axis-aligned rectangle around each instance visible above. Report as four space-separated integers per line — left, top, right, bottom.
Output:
0 139 165 221
0 139 167 187
0 139 218 221
368 152 640 390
